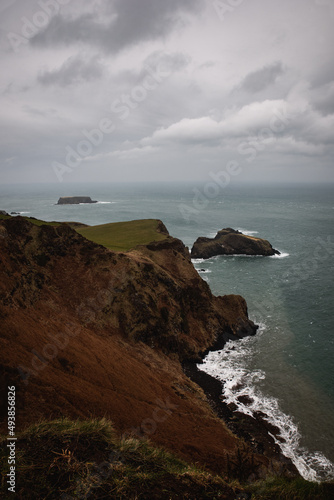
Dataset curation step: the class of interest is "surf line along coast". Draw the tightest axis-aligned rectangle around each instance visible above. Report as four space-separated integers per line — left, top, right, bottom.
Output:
184 228 295 475
182 337 298 476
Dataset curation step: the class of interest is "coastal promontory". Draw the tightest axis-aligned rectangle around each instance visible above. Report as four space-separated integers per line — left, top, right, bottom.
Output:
191 227 280 259
0 216 307 498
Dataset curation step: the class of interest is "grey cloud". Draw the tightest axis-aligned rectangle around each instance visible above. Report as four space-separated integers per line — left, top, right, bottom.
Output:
22 105 59 118
239 62 285 93
312 87 334 116
311 62 334 89
30 0 202 52
115 51 191 86
141 51 191 76
38 55 105 86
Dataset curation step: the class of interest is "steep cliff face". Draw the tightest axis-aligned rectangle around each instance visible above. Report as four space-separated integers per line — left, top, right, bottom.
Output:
0 217 294 479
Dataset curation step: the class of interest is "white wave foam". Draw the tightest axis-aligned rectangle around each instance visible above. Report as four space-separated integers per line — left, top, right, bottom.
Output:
198 269 212 274
222 254 265 258
191 258 205 264
270 252 290 259
236 228 259 236
198 336 334 482
19 211 30 214
97 201 114 204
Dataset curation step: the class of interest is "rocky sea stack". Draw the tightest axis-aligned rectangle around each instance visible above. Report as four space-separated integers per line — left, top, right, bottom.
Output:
191 228 280 259
56 196 97 205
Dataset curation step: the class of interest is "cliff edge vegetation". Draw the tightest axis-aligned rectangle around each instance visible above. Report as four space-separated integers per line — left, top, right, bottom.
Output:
1 418 333 500
76 218 169 251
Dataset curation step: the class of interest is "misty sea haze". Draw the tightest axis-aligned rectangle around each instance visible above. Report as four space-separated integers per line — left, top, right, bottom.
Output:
1 181 333 481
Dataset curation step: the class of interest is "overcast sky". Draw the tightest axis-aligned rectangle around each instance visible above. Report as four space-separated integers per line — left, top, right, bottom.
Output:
1 0 334 184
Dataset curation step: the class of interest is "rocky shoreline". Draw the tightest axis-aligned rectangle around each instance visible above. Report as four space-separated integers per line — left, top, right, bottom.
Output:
183 358 299 478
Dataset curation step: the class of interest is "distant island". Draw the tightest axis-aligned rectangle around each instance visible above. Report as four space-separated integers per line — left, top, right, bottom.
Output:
56 196 98 205
191 227 280 259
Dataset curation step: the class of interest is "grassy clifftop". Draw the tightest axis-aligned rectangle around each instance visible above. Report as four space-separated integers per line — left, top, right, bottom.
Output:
75 219 169 251
0 216 168 252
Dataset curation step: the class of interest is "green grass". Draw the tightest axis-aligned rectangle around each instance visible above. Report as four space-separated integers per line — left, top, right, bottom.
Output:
1 418 334 499
1 215 168 252
246 476 334 500
76 219 168 251
0 216 166 252
0 418 234 499
0 214 62 227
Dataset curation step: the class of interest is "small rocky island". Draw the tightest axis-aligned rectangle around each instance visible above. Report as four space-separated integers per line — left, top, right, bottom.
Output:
191 228 280 259
56 196 97 205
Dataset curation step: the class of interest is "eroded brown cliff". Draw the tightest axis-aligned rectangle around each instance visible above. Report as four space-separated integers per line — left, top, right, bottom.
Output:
0 217 294 479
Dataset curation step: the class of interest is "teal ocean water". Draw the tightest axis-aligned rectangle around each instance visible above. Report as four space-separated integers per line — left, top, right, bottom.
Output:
1 182 333 481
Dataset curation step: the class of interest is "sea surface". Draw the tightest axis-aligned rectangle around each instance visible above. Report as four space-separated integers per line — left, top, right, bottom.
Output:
1 181 333 481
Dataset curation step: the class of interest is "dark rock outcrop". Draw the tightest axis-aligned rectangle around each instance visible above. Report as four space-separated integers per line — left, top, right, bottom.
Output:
0 210 9 215
56 196 97 205
191 228 280 259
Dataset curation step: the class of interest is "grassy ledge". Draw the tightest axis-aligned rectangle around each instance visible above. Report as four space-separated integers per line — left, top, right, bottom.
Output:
75 219 168 252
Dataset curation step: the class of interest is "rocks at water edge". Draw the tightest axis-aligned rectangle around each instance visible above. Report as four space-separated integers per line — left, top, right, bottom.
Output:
191 227 280 259
56 196 98 205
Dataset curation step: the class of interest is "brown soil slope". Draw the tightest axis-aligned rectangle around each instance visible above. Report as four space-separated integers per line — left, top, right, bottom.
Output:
0 217 286 477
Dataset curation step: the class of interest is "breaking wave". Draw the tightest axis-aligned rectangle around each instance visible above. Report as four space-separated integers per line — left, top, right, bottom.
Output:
270 252 290 259
197 329 334 482
236 228 259 236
